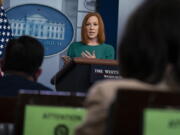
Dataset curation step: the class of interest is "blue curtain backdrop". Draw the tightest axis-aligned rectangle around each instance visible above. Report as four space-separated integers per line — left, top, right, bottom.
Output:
96 0 119 58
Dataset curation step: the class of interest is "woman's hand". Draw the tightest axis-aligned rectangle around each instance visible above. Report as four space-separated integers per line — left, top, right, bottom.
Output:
81 50 96 59
61 56 72 64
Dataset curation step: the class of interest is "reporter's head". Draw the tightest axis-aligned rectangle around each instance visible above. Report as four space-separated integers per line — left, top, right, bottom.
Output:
3 35 44 79
119 0 180 83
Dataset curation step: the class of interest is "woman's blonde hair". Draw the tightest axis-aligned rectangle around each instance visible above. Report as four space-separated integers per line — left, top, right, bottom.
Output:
81 12 105 44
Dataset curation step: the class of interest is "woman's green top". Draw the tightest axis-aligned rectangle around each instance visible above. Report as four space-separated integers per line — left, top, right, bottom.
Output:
67 42 115 59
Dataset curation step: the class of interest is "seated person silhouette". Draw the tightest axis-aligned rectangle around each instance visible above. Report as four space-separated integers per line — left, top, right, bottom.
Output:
0 35 52 96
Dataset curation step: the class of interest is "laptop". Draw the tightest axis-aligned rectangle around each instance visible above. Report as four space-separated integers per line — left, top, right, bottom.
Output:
15 90 86 135
106 89 180 135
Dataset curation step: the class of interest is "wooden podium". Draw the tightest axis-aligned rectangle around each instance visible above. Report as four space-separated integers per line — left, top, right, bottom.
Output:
51 58 119 93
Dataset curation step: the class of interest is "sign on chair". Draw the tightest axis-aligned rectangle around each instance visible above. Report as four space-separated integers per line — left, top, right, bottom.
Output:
15 90 86 135
107 89 180 135
143 108 180 135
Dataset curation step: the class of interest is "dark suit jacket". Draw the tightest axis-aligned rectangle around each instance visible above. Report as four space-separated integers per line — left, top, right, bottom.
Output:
0 74 52 96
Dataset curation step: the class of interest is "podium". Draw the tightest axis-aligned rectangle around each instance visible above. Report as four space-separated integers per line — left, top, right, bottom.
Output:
51 58 119 93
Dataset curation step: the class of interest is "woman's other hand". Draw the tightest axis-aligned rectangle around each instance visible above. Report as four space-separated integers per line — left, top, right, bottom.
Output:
61 56 72 64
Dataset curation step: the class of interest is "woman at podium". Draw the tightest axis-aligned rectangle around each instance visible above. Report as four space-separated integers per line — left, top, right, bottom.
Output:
62 12 115 63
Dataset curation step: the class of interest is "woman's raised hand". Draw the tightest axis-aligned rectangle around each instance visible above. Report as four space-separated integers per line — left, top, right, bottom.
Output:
81 50 96 59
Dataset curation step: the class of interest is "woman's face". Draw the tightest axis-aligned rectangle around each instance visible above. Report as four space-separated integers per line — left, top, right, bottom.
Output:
85 16 99 40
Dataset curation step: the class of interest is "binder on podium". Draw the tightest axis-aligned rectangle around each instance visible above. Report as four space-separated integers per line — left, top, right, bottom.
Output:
51 58 120 92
